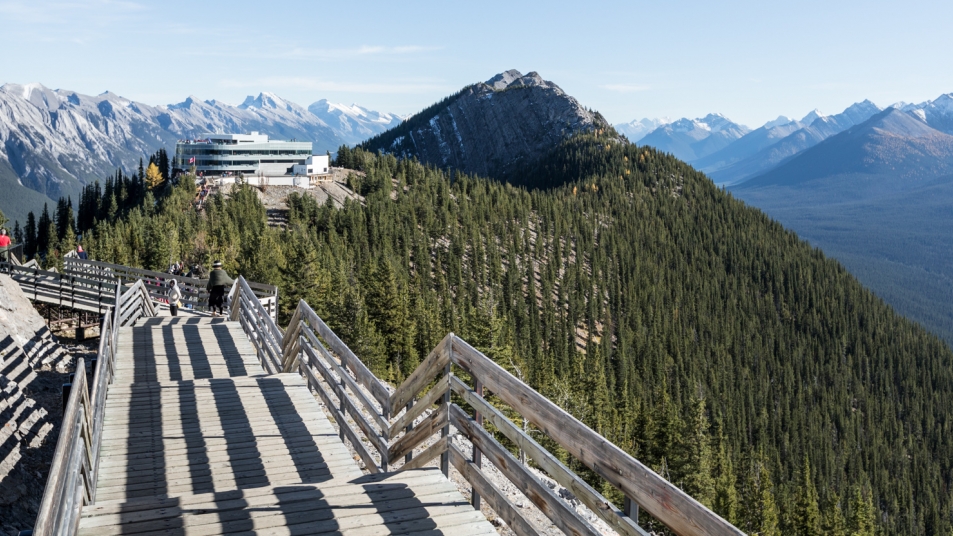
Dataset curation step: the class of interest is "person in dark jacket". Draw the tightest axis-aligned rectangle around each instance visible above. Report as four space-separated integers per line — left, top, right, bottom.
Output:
206 261 234 316
76 245 89 260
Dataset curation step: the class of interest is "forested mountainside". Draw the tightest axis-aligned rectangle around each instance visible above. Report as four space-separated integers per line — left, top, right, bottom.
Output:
20 134 953 535
358 70 610 182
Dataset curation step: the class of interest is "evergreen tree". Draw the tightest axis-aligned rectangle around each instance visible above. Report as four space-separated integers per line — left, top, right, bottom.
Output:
13 220 23 245
823 492 848 536
848 486 876 536
756 461 781 536
711 426 739 525
37 203 52 255
679 396 714 508
43 219 58 268
791 456 822 535
24 212 37 259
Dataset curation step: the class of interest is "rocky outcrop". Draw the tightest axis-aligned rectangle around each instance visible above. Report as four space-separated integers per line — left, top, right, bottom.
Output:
0 274 72 531
361 70 611 182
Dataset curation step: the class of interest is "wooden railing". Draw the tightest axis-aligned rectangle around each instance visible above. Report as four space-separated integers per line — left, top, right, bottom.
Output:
65 258 278 318
227 283 744 536
32 279 155 535
229 276 285 374
1 242 24 265
1 262 119 314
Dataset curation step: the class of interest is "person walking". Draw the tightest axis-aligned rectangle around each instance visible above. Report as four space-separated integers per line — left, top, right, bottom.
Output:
0 229 10 263
77 245 89 260
168 279 183 317
206 261 234 317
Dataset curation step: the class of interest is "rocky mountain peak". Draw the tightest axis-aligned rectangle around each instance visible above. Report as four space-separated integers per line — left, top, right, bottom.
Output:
801 109 825 125
483 70 554 92
239 92 294 111
361 70 608 183
485 69 525 90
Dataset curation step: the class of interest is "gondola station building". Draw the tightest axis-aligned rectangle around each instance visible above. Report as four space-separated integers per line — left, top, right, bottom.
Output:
174 132 330 186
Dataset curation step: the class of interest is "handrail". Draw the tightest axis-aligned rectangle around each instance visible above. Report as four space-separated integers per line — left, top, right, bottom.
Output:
227 291 745 536
1 262 119 315
31 276 156 535
1 242 25 264
228 277 284 373
66 258 279 318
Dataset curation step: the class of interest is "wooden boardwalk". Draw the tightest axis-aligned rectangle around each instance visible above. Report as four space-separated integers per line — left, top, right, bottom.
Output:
78 316 495 535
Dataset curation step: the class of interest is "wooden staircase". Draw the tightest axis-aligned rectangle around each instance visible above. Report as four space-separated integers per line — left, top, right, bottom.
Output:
77 316 494 535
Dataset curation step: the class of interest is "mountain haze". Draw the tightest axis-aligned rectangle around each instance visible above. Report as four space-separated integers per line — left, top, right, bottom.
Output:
636 114 749 162
708 100 882 184
740 108 953 190
733 108 953 344
614 117 671 142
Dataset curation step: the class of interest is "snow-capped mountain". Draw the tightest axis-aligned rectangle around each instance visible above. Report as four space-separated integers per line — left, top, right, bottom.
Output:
308 100 405 145
762 116 795 129
637 113 750 162
613 117 671 143
902 93 953 135
708 100 882 185
0 83 400 225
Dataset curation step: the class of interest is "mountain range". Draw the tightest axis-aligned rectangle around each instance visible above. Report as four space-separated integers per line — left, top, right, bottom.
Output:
0 83 403 224
618 94 953 186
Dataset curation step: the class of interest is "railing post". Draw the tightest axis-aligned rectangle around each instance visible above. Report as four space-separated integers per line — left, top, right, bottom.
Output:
381 404 389 472
337 352 347 444
472 376 484 510
404 401 413 464
624 496 639 525
440 362 451 477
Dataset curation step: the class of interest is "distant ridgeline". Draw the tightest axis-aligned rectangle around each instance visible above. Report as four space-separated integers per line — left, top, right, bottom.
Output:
18 128 952 534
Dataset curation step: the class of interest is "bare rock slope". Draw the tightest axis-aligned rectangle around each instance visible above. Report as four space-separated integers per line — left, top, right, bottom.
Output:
0 274 75 535
361 70 611 182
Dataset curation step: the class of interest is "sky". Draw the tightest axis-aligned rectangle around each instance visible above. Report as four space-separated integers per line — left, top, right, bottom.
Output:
2 0 952 128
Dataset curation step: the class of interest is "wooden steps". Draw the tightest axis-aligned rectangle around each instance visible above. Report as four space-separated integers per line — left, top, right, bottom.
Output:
81 315 493 535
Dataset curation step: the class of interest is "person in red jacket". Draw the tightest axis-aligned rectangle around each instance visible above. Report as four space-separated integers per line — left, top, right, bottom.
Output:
0 228 11 262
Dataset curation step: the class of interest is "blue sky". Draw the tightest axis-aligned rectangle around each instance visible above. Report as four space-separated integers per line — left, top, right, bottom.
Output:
1 0 952 127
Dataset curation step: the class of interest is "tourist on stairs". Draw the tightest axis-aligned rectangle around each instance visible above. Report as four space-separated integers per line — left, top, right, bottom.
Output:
168 279 183 317
206 260 234 316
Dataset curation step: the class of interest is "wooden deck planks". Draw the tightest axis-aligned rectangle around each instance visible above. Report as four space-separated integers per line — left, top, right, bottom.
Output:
82 316 494 535
81 469 493 536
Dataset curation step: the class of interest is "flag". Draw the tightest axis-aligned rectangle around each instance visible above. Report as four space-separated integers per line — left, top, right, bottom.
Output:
189 157 195 164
